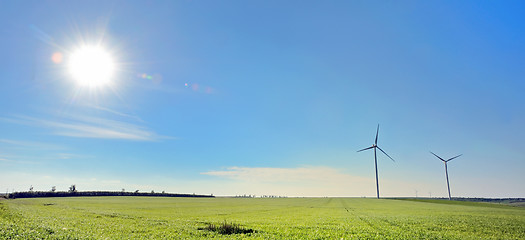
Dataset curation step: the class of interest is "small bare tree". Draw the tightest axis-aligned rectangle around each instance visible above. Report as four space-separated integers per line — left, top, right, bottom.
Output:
51 186 56 192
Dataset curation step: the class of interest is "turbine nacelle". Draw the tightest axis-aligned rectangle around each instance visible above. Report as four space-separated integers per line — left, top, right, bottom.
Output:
369 125 394 161
430 151 462 163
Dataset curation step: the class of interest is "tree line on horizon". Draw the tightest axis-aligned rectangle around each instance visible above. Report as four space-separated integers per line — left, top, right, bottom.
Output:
4 185 214 199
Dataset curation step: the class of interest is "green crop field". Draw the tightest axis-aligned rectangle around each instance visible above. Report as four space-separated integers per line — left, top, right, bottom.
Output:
1 197 524 239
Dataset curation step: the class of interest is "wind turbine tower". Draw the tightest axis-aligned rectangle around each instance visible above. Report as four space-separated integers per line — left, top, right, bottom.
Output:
430 151 462 200
357 124 395 199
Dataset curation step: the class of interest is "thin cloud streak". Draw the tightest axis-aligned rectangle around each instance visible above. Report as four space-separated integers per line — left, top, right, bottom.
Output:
201 166 375 197
0 158 14 162
202 166 360 183
1 115 169 141
0 172 125 192
0 151 89 165
87 104 144 122
0 138 64 150
0 154 40 164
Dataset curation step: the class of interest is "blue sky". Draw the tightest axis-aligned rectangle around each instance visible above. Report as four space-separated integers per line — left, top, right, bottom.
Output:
1 1 524 197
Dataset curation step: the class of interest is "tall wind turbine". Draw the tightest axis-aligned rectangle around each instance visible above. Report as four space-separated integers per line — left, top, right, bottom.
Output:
357 124 395 199
430 151 462 200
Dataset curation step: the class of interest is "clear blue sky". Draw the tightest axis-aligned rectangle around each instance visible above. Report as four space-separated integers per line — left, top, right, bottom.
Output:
1 1 524 197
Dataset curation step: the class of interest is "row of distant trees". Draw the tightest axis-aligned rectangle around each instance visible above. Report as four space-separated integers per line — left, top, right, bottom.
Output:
260 195 288 198
234 194 288 198
5 185 214 199
234 194 256 198
25 184 75 193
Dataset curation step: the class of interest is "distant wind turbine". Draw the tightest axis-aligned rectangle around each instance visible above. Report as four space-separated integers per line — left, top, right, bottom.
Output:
430 151 462 200
357 124 395 199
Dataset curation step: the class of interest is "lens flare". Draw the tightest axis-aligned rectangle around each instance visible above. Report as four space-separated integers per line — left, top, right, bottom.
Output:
51 52 63 64
137 73 163 85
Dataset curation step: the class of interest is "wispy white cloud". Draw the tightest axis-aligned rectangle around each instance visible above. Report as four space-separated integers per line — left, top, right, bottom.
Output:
0 172 125 192
0 115 168 141
201 166 375 196
0 138 63 150
87 105 144 122
0 154 41 164
55 153 88 160
0 151 92 166
202 166 358 183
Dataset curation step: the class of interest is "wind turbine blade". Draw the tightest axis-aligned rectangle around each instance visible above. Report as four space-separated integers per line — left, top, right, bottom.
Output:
375 124 379 145
446 154 462 162
430 151 446 162
357 146 374 152
377 146 395 162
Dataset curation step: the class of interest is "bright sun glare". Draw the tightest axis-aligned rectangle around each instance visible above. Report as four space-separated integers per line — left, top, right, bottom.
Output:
68 46 115 87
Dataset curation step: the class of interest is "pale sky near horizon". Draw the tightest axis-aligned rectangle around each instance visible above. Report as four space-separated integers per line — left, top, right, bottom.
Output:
1 1 524 197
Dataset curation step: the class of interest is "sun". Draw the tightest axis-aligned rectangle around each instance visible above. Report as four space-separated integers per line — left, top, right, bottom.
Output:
68 45 115 87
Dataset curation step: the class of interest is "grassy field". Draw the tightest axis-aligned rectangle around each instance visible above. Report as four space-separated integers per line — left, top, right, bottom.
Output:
1 197 524 239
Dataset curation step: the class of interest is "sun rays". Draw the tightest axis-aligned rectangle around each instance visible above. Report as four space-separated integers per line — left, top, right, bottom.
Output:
68 45 115 88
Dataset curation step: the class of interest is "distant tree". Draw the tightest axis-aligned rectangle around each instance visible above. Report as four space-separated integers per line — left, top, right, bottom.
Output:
29 185 34 192
69 185 76 193
151 190 155 194
51 186 56 192
122 188 125 192
162 191 165 194
134 190 139 194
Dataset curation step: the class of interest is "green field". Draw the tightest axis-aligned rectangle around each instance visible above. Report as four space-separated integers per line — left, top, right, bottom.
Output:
1 197 524 239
